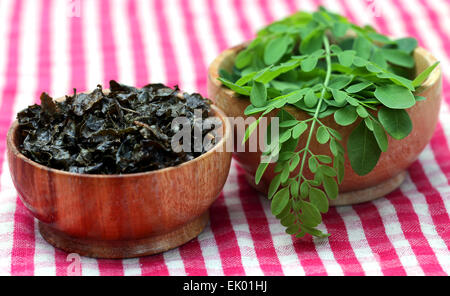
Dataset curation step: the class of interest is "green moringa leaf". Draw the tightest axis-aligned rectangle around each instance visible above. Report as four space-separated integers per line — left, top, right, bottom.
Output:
413 62 440 88
250 81 267 107
347 121 382 176
309 188 329 213
305 89 318 108
367 32 392 44
331 88 349 104
353 36 373 60
300 29 324 54
290 180 299 198
378 107 413 140
376 72 414 91
323 175 339 200
285 223 301 235
292 122 308 139
316 126 330 144
218 77 251 96
328 76 353 90
268 174 281 199
236 71 258 86
300 226 330 238
280 129 292 143
279 120 299 128
299 201 322 227
334 105 358 126
289 154 301 171
346 81 373 94
243 118 260 144
309 157 319 173
264 36 290 65
235 49 253 69
381 49 415 68
370 49 388 69
330 44 343 53
353 56 369 67
356 105 369 118
271 187 290 216
365 117 374 131
338 50 356 67
316 155 332 164
318 165 336 177
332 22 350 38
372 120 389 152
395 37 418 54
301 55 319 72
255 162 270 185
374 84 416 109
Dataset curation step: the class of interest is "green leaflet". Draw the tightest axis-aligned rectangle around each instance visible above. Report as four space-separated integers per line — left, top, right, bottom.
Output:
381 48 415 68
323 176 339 200
264 36 291 65
316 126 330 144
347 121 382 176
374 84 416 109
305 89 318 108
242 118 260 144
271 187 290 216
332 22 350 38
338 50 356 67
235 49 253 69
353 36 373 60
356 106 369 118
300 28 324 54
378 107 413 140
365 117 374 131
218 77 250 96
334 105 358 126
372 120 389 152
301 55 319 72
292 122 308 138
254 60 301 84
396 37 418 54
353 56 369 67
299 201 322 227
309 188 329 213
367 32 392 44
371 49 388 69
346 81 373 93
255 162 270 185
328 76 353 90
268 175 281 199
413 62 440 88
289 154 301 171
250 81 267 107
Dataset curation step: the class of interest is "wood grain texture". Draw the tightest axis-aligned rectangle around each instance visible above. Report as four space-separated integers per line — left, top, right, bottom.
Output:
7 104 232 258
207 44 442 206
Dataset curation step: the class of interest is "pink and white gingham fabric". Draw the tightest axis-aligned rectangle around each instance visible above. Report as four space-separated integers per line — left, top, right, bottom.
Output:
0 0 449 276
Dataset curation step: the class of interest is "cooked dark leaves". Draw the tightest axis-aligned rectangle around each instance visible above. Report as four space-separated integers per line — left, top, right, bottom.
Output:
17 81 217 174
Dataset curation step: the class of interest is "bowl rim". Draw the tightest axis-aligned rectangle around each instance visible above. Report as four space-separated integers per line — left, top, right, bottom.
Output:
7 103 231 179
208 42 442 98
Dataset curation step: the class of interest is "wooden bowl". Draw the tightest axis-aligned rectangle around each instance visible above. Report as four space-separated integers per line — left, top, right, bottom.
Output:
207 43 442 206
7 104 232 258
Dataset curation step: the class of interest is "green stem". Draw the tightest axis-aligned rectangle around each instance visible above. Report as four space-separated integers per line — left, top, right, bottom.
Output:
295 35 333 195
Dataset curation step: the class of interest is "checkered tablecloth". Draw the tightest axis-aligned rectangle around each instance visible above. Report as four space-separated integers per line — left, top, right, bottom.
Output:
0 0 449 276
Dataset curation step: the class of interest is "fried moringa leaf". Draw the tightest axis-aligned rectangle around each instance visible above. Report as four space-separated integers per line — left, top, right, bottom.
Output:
17 81 218 174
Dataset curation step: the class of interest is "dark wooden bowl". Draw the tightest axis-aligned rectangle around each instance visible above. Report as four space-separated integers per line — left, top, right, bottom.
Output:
7 104 232 259
208 43 442 206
